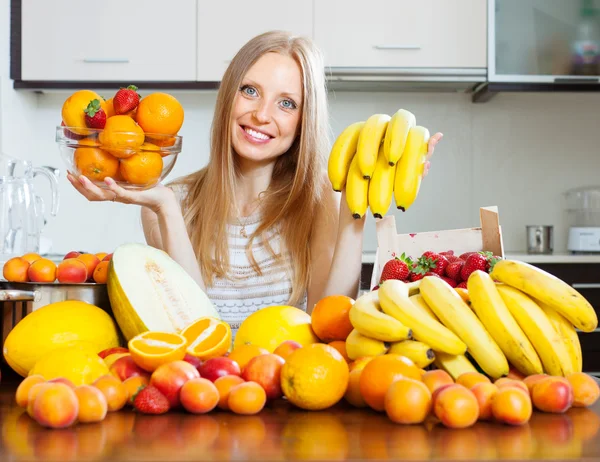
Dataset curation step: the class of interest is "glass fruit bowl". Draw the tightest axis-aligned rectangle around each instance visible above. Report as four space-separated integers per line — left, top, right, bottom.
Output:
55 126 182 190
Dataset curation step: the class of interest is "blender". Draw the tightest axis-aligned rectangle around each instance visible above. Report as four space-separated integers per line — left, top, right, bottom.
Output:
565 186 600 253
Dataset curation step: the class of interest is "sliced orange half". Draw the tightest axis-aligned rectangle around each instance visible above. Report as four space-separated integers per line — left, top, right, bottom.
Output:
180 317 232 360
128 331 188 372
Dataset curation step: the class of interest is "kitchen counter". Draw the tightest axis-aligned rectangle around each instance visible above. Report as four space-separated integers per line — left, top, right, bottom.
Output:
362 251 600 264
1 377 599 461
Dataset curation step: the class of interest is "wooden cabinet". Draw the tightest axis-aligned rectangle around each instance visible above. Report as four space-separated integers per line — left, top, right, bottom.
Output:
314 0 487 70
19 0 197 82
196 1 314 82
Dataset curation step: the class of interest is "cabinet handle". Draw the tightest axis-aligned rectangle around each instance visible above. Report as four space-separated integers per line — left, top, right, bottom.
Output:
83 58 130 64
572 283 600 289
373 45 421 50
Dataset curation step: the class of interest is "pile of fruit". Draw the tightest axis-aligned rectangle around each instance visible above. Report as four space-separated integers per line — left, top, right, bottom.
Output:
327 108 430 219
2 250 113 284
60 85 184 187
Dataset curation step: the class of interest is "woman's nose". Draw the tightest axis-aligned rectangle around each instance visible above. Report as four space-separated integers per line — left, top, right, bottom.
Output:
253 101 273 124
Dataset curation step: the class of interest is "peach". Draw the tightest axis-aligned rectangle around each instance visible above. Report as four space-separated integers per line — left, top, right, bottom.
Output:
471 382 499 421
214 375 245 410
456 372 491 389
273 340 302 360
110 355 150 381
48 377 76 389
123 375 150 404
532 377 574 413
63 251 82 259
349 356 375 372
15 375 45 408
32 383 79 429
523 373 549 393
2 257 30 282
566 372 600 407
241 353 285 400
198 357 241 382
344 368 367 408
74 385 108 423
98 347 129 359
492 387 532 425
56 258 88 283
77 253 100 280
385 378 432 424
150 360 201 408
27 258 57 283
93 374 128 412
228 381 267 415
21 252 41 264
434 384 479 429
422 369 454 394
180 378 220 414
495 378 529 394
26 382 53 418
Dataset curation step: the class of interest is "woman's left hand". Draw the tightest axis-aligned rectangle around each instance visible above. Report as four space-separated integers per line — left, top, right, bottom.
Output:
423 132 443 177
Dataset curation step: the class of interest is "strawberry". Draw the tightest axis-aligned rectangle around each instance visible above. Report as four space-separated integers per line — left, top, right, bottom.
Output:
133 385 169 415
84 99 107 129
445 260 464 282
460 253 489 281
113 85 140 115
459 252 478 261
424 253 449 277
487 255 502 272
446 255 462 264
439 250 454 256
424 272 440 278
456 281 468 289
372 285 379 291
409 272 425 282
380 253 412 282
441 276 457 288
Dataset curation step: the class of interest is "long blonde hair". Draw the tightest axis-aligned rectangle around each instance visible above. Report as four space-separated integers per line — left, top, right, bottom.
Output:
172 30 330 305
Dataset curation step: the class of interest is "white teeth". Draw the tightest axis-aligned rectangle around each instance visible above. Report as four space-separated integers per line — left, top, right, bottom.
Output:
244 127 270 141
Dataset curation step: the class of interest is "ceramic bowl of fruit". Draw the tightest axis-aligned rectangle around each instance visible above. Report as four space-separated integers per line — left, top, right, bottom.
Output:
56 86 184 190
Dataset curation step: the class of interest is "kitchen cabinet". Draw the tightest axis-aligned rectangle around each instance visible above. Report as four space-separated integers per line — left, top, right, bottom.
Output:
195 1 314 82
18 0 197 82
314 0 487 70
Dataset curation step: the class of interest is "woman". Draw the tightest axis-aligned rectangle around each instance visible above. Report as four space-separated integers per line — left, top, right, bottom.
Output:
67 31 442 334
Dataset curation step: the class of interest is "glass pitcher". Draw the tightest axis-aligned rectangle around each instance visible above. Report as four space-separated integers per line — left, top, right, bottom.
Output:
0 154 60 265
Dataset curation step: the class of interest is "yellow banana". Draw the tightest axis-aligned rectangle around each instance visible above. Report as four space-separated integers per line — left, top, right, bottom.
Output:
467 271 543 376
490 259 598 332
496 284 571 377
383 108 416 166
368 143 396 219
388 340 435 368
327 121 365 191
394 126 430 212
419 276 509 379
348 290 412 342
434 351 479 380
539 302 581 375
345 154 370 219
378 279 467 355
345 328 389 360
356 113 391 179
409 293 438 320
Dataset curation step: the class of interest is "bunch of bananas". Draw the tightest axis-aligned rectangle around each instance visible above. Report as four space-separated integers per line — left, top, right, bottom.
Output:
327 109 430 219
346 259 598 380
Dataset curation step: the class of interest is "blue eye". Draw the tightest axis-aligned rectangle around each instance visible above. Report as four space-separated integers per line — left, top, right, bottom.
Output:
240 85 257 96
281 99 297 110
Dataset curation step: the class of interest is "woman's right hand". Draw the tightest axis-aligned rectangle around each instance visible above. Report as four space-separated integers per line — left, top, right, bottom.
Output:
67 172 175 214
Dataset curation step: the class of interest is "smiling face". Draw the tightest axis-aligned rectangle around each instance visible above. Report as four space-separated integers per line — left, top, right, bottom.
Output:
230 52 303 166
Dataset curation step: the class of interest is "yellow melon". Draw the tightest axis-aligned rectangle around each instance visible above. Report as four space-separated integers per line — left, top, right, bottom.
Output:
233 305 319 353
3 300 121 377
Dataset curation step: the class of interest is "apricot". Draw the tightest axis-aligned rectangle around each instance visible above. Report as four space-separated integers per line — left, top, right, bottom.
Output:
328 341 350 363
506 366 526 381
15 375 46 408
150 360 201 408
422 369 454 394
492 387 532 426
566 372 600 407
434 384 479 429
56 258 88 283
123 375 149 404
344 368 367 408
26 382 53 418
92 375 128 412
228 381 267 415
48 377 76 389
27 258 57 283
456 372 491 389
63 251 82 259
569 407 600 441
523 373 549 393
495 378 530 394
471 382 499 421
241 353 285 400
273 340 302 360
180 378 220 414
95 252 108 261
32 383 79 429
349 356 375 372
385 378 432 424
74 385 108 423
93 261 109 283
532 377 574 413
21 252 41 264
77 253 100 280
214 375 245 410
228 344 270 371
2 257 30 282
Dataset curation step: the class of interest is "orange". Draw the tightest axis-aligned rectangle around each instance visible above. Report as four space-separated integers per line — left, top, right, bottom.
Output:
62 90 106 132
93 261 109 284
2 257 30 282
180 317 232 360
228 381 267 415
136 92 184 136
280 343 349 411
228 344 269 371
359 354 422 412
119 150 163 186
311 295 354 343
74 147 119 182
98 115 145 158
128 331 187 372
104 98 116 118
328 340 350 362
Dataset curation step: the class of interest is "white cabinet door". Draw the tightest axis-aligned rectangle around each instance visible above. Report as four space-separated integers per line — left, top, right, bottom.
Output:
196 1 314 81
21 0 197 81
315 0 487 70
